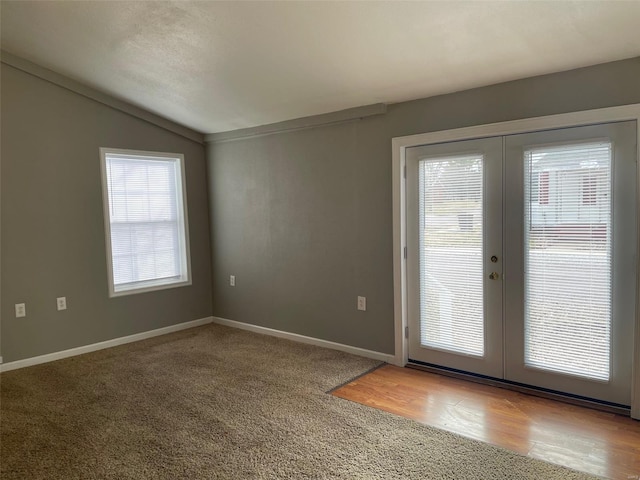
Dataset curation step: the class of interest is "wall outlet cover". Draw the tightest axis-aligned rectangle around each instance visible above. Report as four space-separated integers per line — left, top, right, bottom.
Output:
15 303 26 318
357 296 367 311
57 297 67 311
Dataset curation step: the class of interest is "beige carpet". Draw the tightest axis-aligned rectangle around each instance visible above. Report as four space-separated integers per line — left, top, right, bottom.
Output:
1 324 598 479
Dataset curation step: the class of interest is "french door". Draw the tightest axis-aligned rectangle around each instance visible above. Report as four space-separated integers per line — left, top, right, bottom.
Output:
406 121 637 405
406 137 504 378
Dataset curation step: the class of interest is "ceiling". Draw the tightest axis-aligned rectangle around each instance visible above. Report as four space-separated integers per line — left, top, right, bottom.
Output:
2 1 640 134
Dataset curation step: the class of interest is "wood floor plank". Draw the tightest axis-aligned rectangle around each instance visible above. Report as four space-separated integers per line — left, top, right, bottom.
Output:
332 365 640 480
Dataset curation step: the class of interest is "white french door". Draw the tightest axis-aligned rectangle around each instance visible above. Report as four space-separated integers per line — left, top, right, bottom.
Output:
406 137 504 378
406 121 637 405
503 122 636 405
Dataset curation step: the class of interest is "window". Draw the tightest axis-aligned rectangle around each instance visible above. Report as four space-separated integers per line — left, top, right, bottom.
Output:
524 142 612 381
100 148 191 296
418 154 485 357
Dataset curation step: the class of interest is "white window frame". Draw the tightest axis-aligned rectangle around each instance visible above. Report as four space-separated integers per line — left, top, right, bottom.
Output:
392 104 640 419
99 147 192 297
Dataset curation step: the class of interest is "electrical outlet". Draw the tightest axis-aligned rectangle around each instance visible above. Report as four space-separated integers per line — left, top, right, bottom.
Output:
15 303 26 318
357 296 367 311
230 275 236 287
57 297 67 311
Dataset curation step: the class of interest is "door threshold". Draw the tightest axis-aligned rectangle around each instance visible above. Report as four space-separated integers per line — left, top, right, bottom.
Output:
407 360 631 416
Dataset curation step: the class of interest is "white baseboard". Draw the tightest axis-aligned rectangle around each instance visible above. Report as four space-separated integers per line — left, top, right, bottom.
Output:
1 316 393 373
212 316 395 364
0 316 213 373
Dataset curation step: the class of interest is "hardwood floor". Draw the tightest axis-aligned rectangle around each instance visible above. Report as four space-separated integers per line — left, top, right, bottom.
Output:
332 365 640 480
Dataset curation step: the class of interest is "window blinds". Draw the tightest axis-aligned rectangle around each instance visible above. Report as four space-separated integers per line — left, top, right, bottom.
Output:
104 153 186 291
524 142 612 381
419 155 484 356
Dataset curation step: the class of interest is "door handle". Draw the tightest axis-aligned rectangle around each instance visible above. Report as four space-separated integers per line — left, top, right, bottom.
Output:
489 272 500 280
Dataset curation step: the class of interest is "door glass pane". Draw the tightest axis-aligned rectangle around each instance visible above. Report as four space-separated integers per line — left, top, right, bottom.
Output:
524 142 612 380
419 155 484 356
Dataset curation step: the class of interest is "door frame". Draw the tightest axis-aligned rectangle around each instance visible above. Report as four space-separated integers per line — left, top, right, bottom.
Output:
391 103 640 419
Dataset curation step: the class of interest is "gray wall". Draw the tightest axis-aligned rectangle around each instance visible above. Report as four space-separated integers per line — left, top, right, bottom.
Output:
207 57 640 355
1 64 213 362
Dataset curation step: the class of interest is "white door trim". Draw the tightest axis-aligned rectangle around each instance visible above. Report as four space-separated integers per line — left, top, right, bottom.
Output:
391 103 640 418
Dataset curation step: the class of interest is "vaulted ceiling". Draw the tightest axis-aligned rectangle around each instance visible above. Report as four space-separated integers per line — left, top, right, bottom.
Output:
2 1 640 134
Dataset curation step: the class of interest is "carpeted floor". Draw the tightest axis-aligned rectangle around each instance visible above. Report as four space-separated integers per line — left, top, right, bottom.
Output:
1 324 599 479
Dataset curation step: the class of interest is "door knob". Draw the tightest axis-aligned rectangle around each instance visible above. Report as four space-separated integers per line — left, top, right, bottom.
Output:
489 272 500 280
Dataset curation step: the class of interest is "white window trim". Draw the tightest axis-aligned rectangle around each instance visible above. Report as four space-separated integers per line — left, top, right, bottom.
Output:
99 147 192 297
391 103 640 419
